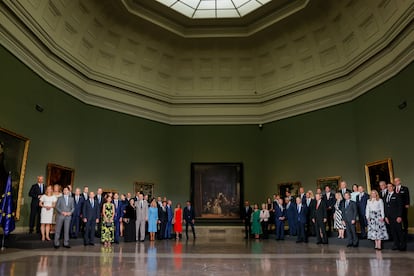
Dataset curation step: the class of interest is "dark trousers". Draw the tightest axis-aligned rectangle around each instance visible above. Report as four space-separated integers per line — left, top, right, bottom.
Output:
185 221 196 239
275 218 284 240
114 219 120 243
314 219 327 243
358 212 367 238
70 214 81 238
296 221 307 242
158 221 167 239
84 220 97 245
345 220 358 246
29 204 41 233
261 221 269 239
402 208 409 233
244 219 251 238
326 209 334 235
390 219 406 250
165 220 172 239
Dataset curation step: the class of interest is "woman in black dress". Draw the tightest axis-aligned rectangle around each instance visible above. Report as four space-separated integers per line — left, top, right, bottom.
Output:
123 198 136 242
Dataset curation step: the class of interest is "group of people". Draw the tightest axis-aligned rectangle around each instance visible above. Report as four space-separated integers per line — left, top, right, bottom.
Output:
243 178 409 251
28 176 197 249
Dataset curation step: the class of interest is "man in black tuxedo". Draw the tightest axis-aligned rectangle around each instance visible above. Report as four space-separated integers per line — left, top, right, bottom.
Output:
379 181 388 200
394 177 410 233
295 197 308 243
183 200 196 240
82 192 100 246
70 187 84 238
312 193 328 244
341 192 358 247
28 176 45 234
356 186 369 239
241 200 253 239
384 183 406 251
158 201 168 240
322 185 336 236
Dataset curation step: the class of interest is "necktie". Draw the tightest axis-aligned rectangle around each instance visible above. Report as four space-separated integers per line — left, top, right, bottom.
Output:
115 200 118 209
297 205 300 213
346 200 349 209
40 184 43 194
91 199 94 208
387 193 391 203
396 186 400 193
65 196 68 206
76 196 79 204
141 201 143 208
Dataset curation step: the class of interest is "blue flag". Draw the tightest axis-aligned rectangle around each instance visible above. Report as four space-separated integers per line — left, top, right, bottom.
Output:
0 174 15 235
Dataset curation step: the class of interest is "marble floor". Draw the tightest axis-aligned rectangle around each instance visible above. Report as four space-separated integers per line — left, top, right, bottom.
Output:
1 237 413 276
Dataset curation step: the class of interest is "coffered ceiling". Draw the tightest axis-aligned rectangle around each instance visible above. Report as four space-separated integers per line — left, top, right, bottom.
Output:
0 0 413 124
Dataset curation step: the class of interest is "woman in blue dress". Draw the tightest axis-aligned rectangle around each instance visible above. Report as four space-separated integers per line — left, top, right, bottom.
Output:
148 200 159 241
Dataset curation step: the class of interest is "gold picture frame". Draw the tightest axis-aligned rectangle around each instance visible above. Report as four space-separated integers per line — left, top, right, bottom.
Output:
277 181 301 197
364 158 394 193
46 163 75 190
134 181 155 199
317 176 341 192
0 126 30 220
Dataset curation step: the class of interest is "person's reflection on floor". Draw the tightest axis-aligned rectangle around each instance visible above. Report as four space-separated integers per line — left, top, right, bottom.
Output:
173 240 183 270
370 250 391 276
147 241 157 276
336 249 348 276
36 256 48 276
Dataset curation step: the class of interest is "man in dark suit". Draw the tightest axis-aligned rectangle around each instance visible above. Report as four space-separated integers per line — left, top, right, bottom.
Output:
82 186 89 201
379 181 388 200
70 187 84 238
356 186 369 239
183 200 196 240
285 197 297 236
165 200 173 239
158 201 168 240
341 192 358 247
54 187 75 249
82 192 100 246
298 187 306 205
28 175 45 234
305 191 316 236
394 177 410 233
384 183 406 251
295 197 308 243
94 188 104 238
312 193 328 244
274 198 285 240
339 181 352 197
241 200 253 239
113 192 124 244
322 185 336 236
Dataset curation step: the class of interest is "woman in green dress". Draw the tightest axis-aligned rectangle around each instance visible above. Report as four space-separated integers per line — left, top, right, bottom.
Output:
101 195 115 247
251 204 262 239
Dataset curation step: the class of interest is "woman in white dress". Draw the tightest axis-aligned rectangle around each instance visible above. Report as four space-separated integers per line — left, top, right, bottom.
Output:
365 190 388 250
39 185 57 241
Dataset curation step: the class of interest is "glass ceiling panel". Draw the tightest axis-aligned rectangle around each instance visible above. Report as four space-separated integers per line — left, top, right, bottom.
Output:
155 0 272 19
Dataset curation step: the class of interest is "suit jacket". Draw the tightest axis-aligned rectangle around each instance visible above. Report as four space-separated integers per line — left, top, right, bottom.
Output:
322 192 336 210
312 200 327 221
183 206 195 222
135 199 148 221
82 198 100 221
296 204 308 223
356 192 369 215
94 194 104 210
340 200 357 222
339 188 352 197
285 202 297 220
395 185 410 206
274 204 285 219
384 192 403 220
166 205 173 222
56 195 75 215
72 195 84 217
113 199 124 221
241 206 253 221
379 189 388 200
28 183 44 205
158 206 168 223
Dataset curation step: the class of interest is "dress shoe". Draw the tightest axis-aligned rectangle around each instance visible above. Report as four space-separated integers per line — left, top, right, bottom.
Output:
399 248 407 251
54 245 59 249
392 247 398 250
323 242 329 244
89 243 95 246
140 240 145 242
63 245 71 248
346 244 353 247
316 241 322 244
296 240 303 243
352 244 358 248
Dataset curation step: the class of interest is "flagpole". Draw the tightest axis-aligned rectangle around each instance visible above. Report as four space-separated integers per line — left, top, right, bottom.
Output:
1 233 5 250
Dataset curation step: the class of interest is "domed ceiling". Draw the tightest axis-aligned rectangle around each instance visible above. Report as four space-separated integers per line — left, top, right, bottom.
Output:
0 0 413 124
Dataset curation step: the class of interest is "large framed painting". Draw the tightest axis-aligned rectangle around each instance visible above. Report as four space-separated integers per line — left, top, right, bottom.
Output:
191 163 243 221
46 163 75 190
134 181 155 199
277 181 301 198
0 127 30 220
317 176 341 192
365 158 394 193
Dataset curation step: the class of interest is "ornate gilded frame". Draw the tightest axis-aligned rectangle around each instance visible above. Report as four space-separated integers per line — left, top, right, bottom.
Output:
365 158 394 193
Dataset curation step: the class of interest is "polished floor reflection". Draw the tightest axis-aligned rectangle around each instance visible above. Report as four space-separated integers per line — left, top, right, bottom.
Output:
1 237 413 275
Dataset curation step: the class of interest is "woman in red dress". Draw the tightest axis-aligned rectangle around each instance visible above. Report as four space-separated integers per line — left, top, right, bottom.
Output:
173 203 183 240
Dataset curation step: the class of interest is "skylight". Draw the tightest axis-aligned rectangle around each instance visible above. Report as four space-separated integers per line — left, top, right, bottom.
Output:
155 0 272 19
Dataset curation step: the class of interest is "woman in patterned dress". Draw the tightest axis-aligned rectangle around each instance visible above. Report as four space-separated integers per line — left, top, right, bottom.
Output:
39 185 57 241
366 190 388 250
250 204 262 239
334 192 345 239
101 195 115 247
173 203 183 240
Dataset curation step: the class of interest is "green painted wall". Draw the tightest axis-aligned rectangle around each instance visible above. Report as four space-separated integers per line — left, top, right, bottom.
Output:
1 45 413 228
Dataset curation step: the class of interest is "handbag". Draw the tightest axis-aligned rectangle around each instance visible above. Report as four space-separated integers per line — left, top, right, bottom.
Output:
104 221 112 227
123 218 130 224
